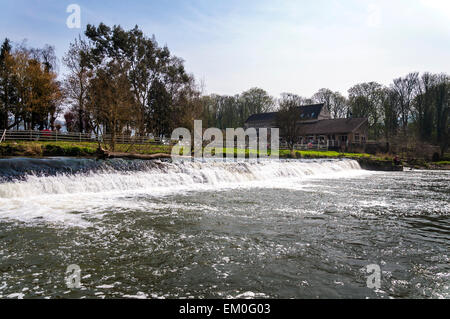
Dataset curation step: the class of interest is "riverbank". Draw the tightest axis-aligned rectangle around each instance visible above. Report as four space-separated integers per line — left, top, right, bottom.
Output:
0 141 171 157
1 141 449 170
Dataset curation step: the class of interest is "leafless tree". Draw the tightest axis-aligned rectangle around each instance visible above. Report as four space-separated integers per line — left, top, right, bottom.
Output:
313 88 348 118
391 72 419 134
276 93 304 155
63 37 91 133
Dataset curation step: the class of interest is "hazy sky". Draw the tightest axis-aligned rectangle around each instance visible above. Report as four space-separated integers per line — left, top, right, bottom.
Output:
1 0 449 97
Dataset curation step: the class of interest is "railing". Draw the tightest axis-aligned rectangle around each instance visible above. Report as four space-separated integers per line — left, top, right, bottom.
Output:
0 129 6 144
279 142 329 151
2 130 372 152
0 130 175 146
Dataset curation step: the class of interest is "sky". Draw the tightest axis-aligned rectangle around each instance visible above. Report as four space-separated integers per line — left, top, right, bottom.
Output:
0 0 449 98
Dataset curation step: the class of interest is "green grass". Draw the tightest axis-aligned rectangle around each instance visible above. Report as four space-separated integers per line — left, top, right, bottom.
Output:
176 146 372 160
0 141 172 157
434 161 450 165
0 141 98 157
0 140 380 162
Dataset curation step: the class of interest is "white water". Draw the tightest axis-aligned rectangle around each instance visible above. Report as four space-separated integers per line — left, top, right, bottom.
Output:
0 159 371 226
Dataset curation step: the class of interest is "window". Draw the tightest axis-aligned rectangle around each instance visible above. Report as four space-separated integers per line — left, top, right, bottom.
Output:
354 133 360 142
340 135 348 142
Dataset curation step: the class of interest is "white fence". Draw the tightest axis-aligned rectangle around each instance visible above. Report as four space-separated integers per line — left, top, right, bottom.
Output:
1 130 343 152
0 130 171 145
279 141 329 151
0 129 6 144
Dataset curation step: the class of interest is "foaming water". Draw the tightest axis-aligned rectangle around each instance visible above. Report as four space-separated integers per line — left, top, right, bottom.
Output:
0 157 448 299
0 158 364 197
0 158 368 225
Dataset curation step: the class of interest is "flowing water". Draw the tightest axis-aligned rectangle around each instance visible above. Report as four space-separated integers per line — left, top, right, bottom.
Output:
0 157 448 299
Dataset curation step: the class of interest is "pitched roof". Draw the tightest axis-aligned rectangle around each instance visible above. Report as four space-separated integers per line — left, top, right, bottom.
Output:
301 118 368 135
296 104 325 120
245 111 277 123
245 103 325 123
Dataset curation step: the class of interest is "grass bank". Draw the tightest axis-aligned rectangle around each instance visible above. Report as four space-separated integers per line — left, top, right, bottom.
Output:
0 141 171 157
1 141 448 170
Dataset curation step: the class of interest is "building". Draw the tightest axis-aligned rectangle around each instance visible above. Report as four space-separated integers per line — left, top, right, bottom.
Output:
244 103 368 148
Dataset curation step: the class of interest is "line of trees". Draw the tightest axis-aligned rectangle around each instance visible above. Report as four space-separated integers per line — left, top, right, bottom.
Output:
0 39 62 131
203 74 449 155
345 73 449 155
62 24 203 149
0 23 448 154
201 87 275 129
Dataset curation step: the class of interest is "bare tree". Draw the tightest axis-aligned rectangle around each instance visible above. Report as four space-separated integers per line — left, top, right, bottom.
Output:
312 88 333 113
87 61 136 151
412 72 437 140
313 88 348 118
391 72 419 134
276 93 304 155
63 37 91 133
348 82 385 139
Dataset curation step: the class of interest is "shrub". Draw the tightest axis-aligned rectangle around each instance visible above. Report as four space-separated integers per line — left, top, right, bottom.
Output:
24 144 42 156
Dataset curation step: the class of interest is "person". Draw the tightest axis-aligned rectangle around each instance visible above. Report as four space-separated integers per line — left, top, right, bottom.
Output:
393 155 401 166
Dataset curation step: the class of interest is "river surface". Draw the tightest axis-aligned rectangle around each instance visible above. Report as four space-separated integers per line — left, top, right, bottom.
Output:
0 157 448 299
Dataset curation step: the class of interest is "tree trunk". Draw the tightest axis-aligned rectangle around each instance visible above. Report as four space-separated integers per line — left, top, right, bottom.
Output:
97 147 171 161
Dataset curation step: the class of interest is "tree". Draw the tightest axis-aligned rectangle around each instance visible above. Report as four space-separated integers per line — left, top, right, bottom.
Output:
147 79 171 137
391 73 419 134
239 87 275 123
412 73 437 141
0 42 62 131
84 23 195 137
171 76 203 132
0 38 15 130
276 93 304 154
26 58 62 130
312 88 348 119
381 87 399 141
87 61 136 150
64 110 77 132
433 75 449 156
348 82 384 139
63 37 91 133
201 94 243 129
312 88 333 113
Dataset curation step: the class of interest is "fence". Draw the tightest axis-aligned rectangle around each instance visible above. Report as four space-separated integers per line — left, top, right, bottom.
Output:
2 130 338 152
0 129 6 144
279 142 329 151
0 130 171 145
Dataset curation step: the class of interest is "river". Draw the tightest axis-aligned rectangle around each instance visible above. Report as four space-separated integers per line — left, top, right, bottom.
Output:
0 157 448 299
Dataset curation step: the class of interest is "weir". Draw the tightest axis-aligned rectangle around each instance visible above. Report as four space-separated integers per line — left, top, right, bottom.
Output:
0 158 369 224
0 158 364 199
